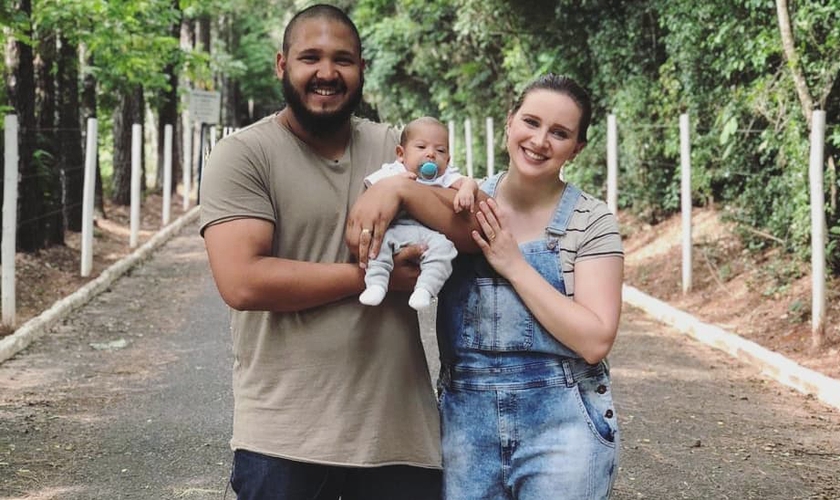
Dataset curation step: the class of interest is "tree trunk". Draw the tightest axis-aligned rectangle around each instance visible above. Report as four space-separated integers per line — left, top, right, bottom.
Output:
157 0 182 194
156 82 181 195
81 52 104 217
137 86 147 193
37 38 63 247
830 155 837 217
111 86 144 205
6 0 43 252
34 31 64 246
35 33 56 133
58 36 85 232
775 0 815 128
197 14 211 54
221 14 237 127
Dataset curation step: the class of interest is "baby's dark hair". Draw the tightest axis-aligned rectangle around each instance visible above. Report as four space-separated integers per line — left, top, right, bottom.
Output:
510 74 592 143
282 4 362 56
399 117 448 147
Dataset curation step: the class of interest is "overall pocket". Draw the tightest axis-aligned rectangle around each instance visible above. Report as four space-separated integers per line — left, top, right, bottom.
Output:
461 277 535 351
573 370 618 446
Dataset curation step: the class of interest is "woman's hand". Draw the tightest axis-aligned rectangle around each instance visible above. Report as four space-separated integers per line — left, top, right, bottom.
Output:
346 176 407 268
472 198 526 279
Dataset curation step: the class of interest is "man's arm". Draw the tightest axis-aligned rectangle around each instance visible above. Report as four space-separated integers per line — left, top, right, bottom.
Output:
347 176 488 266
205 217 426 312
204 218 366 312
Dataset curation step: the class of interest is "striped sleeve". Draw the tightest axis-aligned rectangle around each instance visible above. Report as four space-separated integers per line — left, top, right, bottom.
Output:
557 191 623 297
576 195 623 262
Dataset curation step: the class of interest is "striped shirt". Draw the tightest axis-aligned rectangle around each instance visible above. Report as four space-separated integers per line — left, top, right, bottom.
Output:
557 189 624 298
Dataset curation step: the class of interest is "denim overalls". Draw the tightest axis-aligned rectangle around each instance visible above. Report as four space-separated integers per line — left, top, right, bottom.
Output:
436 173 619 500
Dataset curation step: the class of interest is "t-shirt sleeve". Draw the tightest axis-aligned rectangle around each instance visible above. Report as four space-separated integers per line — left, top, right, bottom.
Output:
198 135 275 236
576 201 624 262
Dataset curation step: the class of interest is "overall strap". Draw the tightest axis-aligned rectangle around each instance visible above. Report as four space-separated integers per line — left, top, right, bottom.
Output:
480 172 504 197
546 183 582 236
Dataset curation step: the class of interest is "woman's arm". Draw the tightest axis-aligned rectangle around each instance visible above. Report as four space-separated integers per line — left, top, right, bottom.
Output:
346 176 486 266
507 256 623 364
472 199 623 364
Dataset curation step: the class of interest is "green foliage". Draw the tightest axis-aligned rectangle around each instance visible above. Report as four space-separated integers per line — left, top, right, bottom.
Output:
757 255 805 298
351 0 840 275
195 0 289 110
786 298 808 324
3 0 839 273
86 0 182 104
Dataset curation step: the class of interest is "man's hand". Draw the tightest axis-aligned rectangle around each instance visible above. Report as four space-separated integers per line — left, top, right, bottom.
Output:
388 244 425 292
346 176 406 267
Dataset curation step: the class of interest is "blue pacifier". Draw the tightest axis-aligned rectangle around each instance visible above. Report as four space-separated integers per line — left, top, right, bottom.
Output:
419 161 438 181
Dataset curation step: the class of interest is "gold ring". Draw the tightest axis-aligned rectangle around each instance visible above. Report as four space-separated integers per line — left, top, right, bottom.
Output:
361 228 372 235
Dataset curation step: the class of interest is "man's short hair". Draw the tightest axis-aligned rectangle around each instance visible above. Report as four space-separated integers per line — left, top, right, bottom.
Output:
282 4 362 56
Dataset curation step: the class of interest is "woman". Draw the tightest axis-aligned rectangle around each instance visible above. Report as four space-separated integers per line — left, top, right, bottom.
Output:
347 74 623 499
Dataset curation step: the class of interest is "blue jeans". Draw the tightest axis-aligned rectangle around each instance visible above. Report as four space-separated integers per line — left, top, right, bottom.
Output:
438 360 619 500
230 449 442 500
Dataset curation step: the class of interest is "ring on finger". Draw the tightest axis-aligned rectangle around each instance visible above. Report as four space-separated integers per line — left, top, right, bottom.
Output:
361 228 372 236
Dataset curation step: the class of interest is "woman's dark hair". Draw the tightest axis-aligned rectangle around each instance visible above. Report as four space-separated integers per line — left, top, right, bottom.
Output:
282 4 362 56
510 74 592 143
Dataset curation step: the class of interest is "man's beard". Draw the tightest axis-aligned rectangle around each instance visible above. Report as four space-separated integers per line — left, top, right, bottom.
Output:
282 72 364 137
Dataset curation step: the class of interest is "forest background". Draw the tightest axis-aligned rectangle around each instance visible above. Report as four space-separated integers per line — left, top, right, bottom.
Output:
1 1 839 368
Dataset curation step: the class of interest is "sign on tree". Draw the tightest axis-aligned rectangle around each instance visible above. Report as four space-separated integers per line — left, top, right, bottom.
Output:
188 90 221 125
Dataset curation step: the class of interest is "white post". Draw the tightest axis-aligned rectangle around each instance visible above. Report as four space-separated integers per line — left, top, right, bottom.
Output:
680 113 692 294
130 124 142 248
2 115 19 327
607 114 618 214
183 120 192 210
210 126 217 150
81 118 98 277
162 124 173 226
809 110 827 348
448 120 456 169
486 117 494 178
464 118 473 178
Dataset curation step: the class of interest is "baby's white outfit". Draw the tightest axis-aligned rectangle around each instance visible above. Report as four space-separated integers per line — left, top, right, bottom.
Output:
360 161 460 310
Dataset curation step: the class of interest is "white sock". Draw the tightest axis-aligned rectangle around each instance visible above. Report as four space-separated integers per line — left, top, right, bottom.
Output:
408 288 433 310
359 285 387 306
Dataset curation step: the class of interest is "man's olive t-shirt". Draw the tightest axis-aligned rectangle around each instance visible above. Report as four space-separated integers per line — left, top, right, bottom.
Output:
199 115 441 468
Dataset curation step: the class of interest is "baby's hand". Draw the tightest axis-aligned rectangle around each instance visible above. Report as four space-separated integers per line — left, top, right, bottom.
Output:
453 190 475 213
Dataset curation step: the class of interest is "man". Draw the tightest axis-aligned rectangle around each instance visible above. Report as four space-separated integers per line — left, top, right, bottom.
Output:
200 4 441 499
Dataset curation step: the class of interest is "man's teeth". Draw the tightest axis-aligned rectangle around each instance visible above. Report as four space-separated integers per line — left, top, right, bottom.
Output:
312 87 338 96
523 148 546 161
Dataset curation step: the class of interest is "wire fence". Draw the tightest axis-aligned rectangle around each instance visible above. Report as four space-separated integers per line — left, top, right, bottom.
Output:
2 110 837 344
2 116 198 329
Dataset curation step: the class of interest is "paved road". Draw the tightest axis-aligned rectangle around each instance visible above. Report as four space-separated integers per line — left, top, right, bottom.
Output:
1 222 838 499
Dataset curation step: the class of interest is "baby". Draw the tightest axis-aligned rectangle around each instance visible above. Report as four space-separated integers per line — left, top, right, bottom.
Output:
360 116 479 310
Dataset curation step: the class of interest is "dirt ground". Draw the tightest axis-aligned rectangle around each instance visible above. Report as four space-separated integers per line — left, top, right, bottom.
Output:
3 195 838 380
621 208 840 380
0 192 190 339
